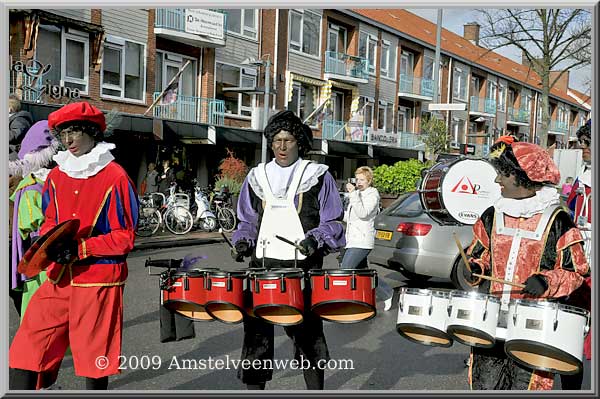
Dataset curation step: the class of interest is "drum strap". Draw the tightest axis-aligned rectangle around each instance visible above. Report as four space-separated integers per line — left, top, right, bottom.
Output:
495 205 560 310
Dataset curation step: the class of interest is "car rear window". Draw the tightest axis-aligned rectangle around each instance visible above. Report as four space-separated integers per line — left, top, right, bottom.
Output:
387 193 423 217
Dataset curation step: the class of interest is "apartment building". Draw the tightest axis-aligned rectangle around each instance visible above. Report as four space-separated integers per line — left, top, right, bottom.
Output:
9 8 591 187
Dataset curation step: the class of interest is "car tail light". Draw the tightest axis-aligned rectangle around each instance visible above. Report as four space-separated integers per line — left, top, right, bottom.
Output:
396 222 432 236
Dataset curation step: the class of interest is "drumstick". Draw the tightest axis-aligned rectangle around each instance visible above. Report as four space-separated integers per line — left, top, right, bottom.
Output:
453 232 472 273
472 273 525 289
219 228 235 249
275 235 305 253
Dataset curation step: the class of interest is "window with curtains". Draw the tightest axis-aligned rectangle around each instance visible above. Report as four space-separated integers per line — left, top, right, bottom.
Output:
452 67 467 101
289 10 321 57
36 25 90 94
101 37 145 101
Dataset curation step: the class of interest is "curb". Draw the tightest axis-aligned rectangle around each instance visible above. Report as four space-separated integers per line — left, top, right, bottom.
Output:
133 237 225 251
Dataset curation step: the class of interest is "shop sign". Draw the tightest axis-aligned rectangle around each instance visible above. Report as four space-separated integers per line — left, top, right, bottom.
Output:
11 59 81 101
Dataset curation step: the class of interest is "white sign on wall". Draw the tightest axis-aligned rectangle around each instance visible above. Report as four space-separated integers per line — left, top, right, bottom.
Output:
185 9 225 39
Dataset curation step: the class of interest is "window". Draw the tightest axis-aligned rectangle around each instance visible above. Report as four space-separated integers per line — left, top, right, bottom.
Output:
380 41 396 79
451 118 465 144
452 67 467 101
522 94 532 112
36 25 90 94
498 83 506 111
377 102 394 132
215 62 256 117
155 52 197 97
486 81 497 102
358 97 374 129
289 10 321 57
288 82 319 123
359 32 377 75
423 55 434 80
101 37 145 101
226 9 257 39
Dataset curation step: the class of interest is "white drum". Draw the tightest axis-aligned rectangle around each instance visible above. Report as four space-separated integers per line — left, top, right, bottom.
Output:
446 291 500 348
396 288 453 347
419 157 501 225
505 299 590 375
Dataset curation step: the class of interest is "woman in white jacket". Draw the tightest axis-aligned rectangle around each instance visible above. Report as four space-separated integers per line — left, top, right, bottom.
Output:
341 166 394 311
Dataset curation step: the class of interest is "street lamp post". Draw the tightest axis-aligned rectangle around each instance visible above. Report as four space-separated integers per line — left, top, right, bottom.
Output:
262 59 271 164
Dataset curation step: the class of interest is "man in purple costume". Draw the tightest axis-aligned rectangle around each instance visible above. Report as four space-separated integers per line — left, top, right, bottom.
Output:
232 110 345 390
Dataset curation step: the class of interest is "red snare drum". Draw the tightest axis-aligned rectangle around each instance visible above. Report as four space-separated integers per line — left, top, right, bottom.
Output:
419 157 500 225
161 268 219 321
309 269 378 323
250 268 305 326
204 270 248 324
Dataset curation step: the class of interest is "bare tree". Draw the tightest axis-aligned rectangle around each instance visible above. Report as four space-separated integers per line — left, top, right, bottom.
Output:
477 9 591 148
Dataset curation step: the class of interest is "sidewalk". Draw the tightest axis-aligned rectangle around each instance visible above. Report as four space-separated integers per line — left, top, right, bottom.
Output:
133 230 229 251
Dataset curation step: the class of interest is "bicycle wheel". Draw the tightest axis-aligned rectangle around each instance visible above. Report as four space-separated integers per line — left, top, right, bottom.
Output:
135 209 161 237
164 206 194 235
217 207 237 232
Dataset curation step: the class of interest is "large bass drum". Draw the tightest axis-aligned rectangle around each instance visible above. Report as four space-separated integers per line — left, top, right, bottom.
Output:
419 157 501 225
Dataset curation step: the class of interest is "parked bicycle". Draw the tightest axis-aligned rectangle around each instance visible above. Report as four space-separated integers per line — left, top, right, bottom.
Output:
210 185 237 232
136 183 194 237
190 181 217 232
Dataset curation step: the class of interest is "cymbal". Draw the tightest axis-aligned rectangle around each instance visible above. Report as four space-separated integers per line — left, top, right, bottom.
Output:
17 219 80 278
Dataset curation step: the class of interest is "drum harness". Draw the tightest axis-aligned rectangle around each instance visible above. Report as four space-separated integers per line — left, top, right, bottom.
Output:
494 205 560 328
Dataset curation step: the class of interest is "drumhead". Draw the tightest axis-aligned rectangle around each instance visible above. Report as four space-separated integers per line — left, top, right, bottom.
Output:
250 268 304 279
450 290 501 303
309 268 377 277
433 158 501 225
511 299 590 316
400 287 451 298
206 270 248 278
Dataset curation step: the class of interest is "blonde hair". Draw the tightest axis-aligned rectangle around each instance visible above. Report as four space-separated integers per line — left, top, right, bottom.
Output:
355 166 373 184
9 94 21 113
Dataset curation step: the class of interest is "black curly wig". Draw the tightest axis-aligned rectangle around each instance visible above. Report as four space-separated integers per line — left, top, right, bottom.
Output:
488 142 543 190
264 110 313 157
53 120 104 142
576 120 591 142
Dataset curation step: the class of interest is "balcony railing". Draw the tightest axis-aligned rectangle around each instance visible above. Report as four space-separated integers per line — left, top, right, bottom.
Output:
155 9 227 39
321 120 368 142
470 96 496 115
398 74 433 98
507 107 530 124
325 51 368 81
398 131 425 150
153 93 225 125
549 120 570 135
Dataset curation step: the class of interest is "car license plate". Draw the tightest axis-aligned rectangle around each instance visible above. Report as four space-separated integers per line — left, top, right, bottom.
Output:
376 230 393 240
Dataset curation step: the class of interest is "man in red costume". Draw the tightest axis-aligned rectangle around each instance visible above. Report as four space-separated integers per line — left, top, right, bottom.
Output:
464 137 589 390
9 101 139 390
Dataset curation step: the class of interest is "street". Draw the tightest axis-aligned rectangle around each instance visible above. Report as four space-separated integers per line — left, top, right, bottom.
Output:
9 241 591 391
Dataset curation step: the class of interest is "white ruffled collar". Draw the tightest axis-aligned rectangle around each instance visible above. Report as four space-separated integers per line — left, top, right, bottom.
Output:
494 186 560 218
248 158 329 200
53 142 115 179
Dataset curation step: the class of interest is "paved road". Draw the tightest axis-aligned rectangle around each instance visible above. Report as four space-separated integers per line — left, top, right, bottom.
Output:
9 241 591 391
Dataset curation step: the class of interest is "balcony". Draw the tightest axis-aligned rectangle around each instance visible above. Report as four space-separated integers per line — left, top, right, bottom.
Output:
398 131 426 150
548 120 569 135
469 96 496 116
324 51 368 84
507 107 530 125
569 126 580 141
398 74 433 101
155 9 226 48
153 93 225 125
321 120 368 142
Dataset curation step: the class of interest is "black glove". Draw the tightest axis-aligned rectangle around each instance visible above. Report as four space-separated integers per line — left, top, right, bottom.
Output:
46 240 79 264
298 237 318 257
231 240 252 262
521 274 549 297
462 261 483 285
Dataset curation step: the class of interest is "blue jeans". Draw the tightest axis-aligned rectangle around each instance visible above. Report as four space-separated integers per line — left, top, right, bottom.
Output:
340 248 394 301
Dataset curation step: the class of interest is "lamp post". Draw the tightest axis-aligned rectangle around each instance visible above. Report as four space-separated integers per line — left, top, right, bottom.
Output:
241 57 271 164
